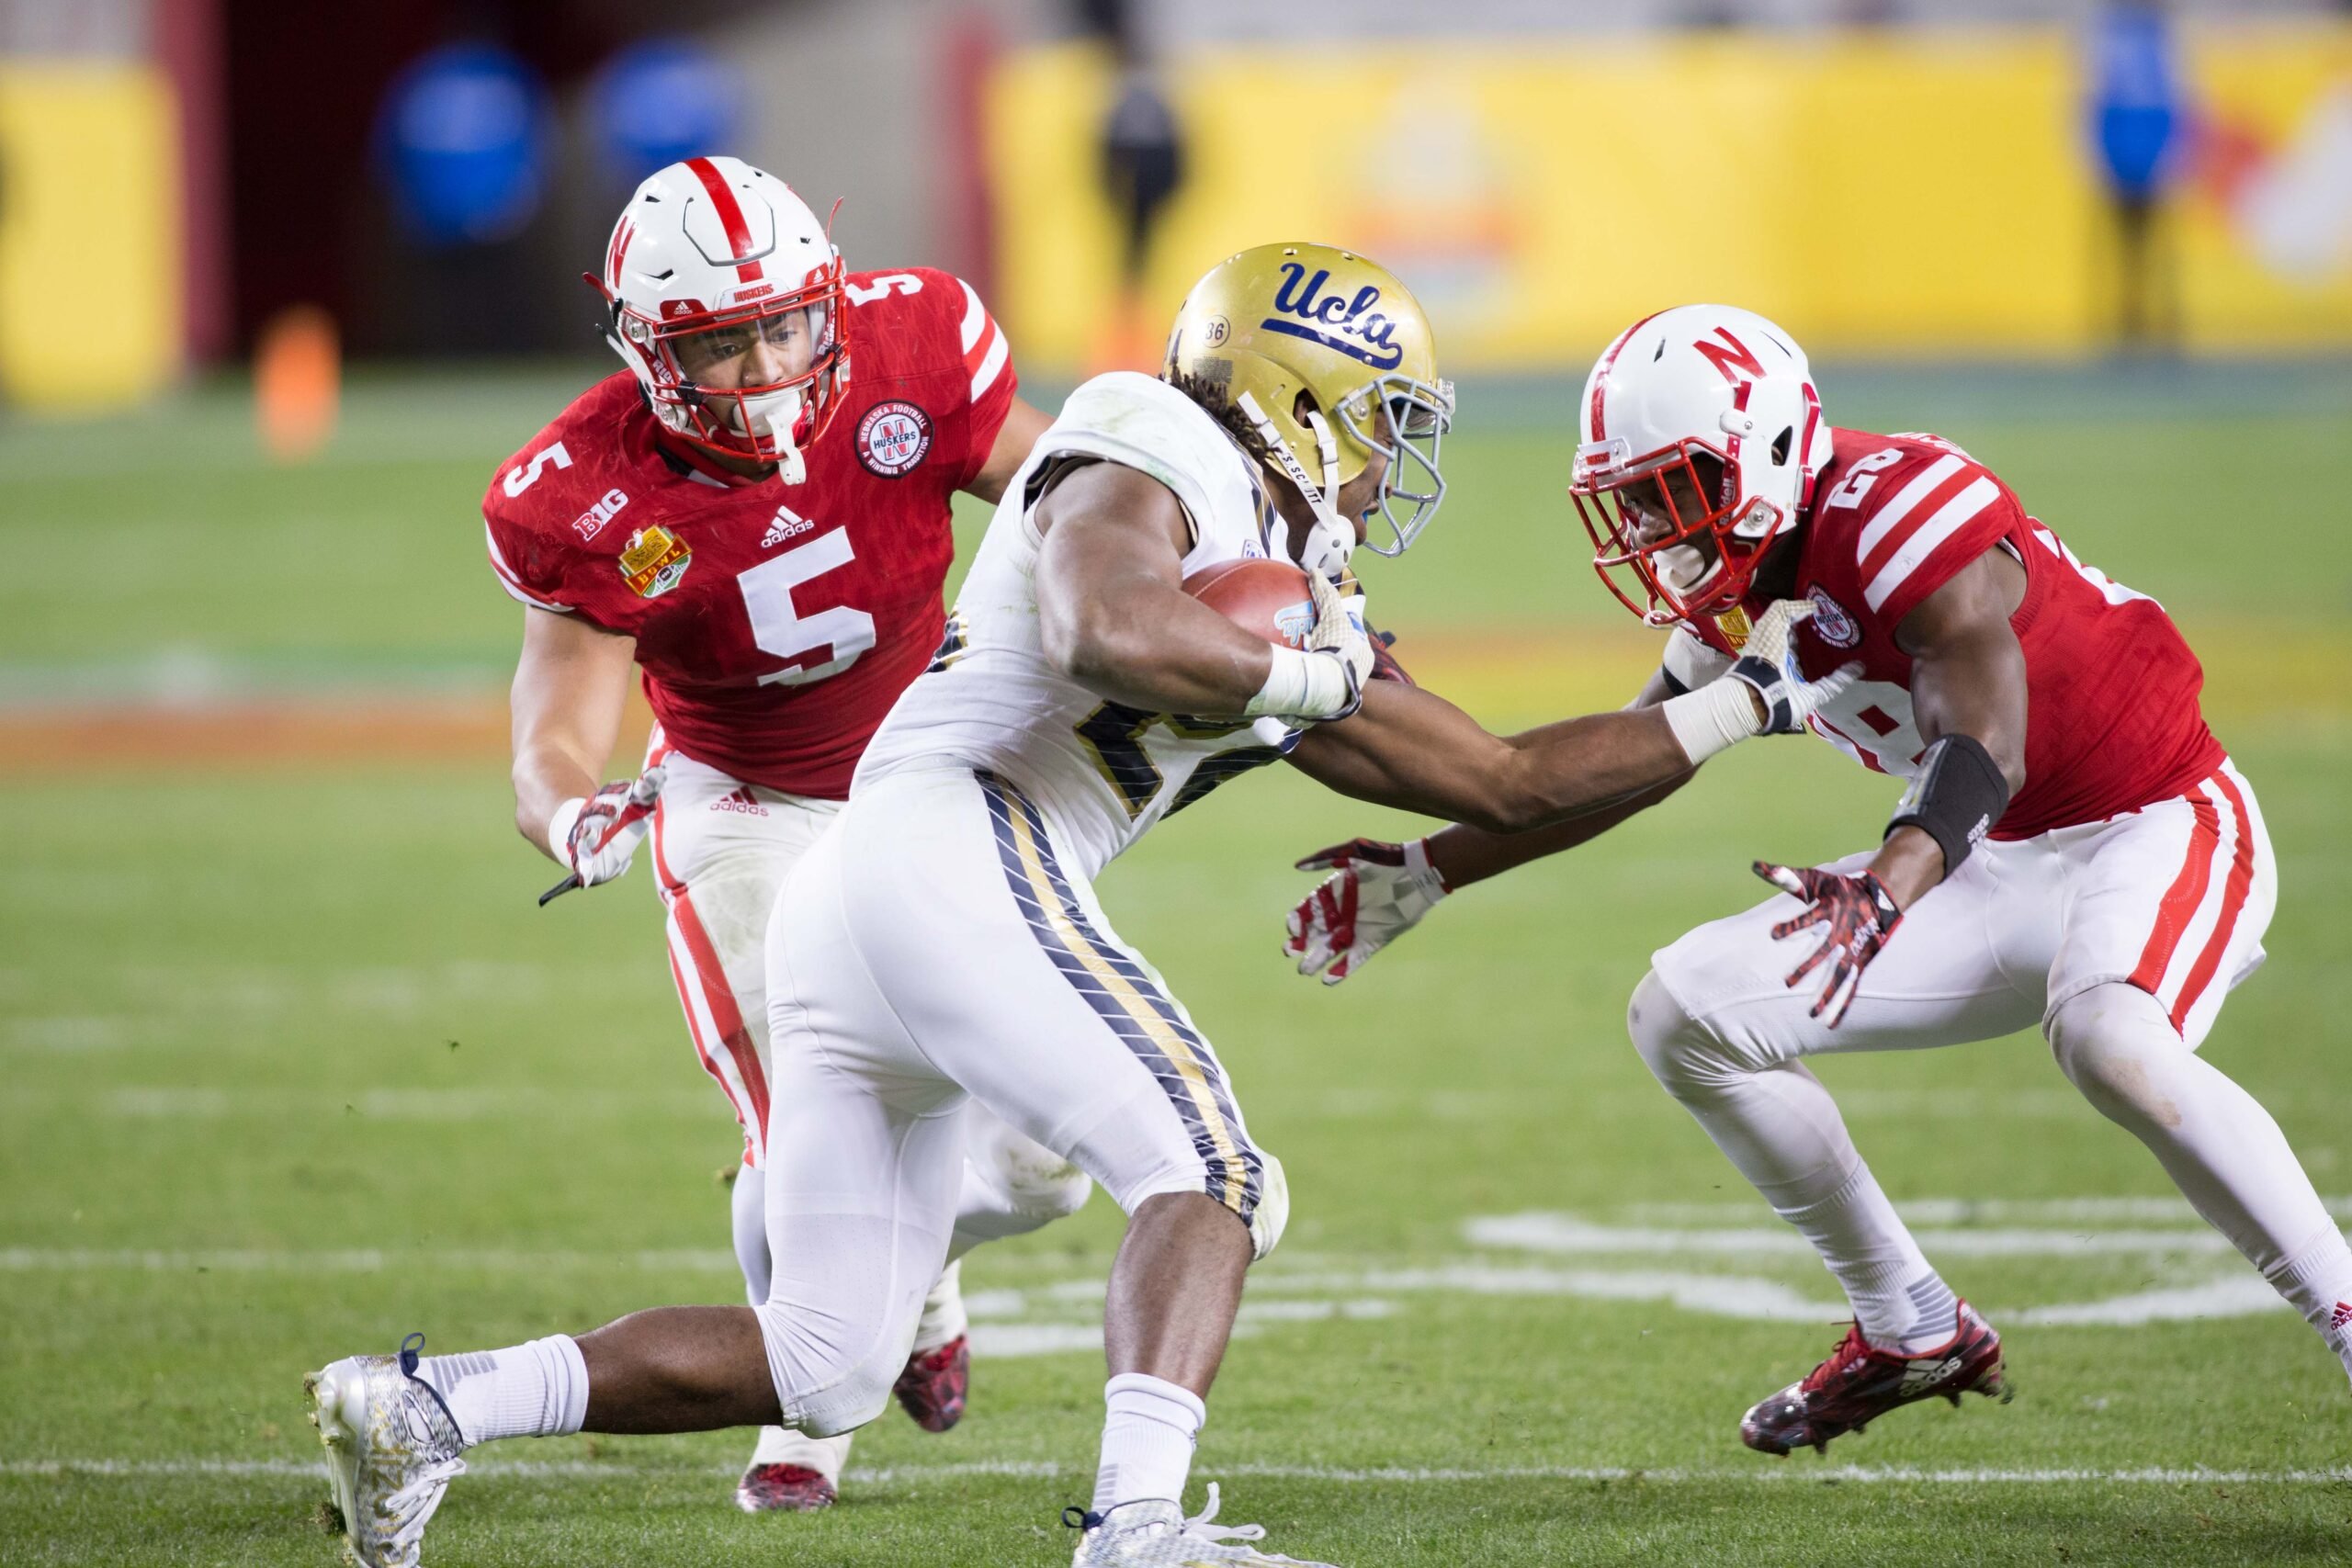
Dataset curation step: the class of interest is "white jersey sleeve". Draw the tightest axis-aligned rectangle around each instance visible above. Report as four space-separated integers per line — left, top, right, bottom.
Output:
855 372 1300 877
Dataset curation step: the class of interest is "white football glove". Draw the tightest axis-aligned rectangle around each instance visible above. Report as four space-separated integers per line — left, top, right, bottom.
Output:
547 765 666 890
1246 570 1374 724
1659 600 1860 763
1283 837 1450 985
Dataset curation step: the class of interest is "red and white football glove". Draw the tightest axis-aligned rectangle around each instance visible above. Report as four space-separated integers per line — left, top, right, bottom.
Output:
548 765 667 891
1284 837 1451 985
1755 860 1903 1027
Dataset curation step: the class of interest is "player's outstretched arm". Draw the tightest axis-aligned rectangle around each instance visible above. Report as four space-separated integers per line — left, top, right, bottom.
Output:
1280 669 1691 983
1281 602 1858 983
1286 675 1691 837
510 607 639 863
1288 598 1854 836
1033 461 1365 721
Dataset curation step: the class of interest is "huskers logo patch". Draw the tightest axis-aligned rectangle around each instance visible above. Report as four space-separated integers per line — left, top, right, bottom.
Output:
857 400 932 478
1807 586 1861 648
618 525 691 599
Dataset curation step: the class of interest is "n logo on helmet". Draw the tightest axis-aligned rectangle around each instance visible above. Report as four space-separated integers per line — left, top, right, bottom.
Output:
1694 326 1766 386
1261 262 1404 370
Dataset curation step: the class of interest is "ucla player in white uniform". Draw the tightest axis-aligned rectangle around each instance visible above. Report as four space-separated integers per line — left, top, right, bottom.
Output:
305 244 1857 1568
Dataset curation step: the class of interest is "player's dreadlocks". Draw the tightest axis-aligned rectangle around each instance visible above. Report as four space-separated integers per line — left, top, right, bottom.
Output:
1164 367 1273 467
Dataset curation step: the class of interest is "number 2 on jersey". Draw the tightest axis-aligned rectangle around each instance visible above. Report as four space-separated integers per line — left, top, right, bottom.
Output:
1076 703 1274 820
740 532 876 686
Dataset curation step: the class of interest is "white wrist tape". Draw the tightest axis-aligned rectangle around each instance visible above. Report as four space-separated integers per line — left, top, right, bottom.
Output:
1660 678 1764 765
1246 645 1351 722
546 796 589 867
1401 837 1451 900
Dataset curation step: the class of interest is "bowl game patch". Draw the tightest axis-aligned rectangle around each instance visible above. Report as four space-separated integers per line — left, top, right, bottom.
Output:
618 525 692 598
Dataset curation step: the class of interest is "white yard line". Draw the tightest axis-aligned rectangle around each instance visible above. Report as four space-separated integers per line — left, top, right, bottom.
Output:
4 1457 2348 1485
1464 1212 2241 1258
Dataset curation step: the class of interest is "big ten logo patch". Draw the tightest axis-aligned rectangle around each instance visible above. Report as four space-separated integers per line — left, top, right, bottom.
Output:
857 400 933 478
572 489 629 541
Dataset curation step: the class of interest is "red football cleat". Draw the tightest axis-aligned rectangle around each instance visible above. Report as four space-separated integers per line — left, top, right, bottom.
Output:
893 1334 968 1433
1741 1300 2012 1456
734 1462 837 1513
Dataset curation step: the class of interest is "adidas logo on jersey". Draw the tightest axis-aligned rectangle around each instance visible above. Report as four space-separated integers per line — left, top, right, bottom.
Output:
762 502 816 549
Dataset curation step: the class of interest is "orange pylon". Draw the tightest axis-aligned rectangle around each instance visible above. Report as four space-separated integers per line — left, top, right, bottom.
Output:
254 305 341 462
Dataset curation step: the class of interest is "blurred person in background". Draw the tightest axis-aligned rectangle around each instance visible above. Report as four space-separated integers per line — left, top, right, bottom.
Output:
472 154 1085 1517
2089 2 2187 347
1085 0 1186 372
1287 303 2352 1457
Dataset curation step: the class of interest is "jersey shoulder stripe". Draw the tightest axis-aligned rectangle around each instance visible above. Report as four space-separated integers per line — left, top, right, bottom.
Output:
956 277 1010 403
1862 474 2001 612
1853 454 1965 560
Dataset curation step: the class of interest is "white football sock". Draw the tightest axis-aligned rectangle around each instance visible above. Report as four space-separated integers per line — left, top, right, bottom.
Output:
1773 1160 1953 1351
2051 984 2352 1371
1091 1372 1204 1517
1629 974 1953 1351
414 1335 587 1447
748 1424 854 1481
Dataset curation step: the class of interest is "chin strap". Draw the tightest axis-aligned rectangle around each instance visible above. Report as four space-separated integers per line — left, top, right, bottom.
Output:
1237 391 1355 574
748 387 808 484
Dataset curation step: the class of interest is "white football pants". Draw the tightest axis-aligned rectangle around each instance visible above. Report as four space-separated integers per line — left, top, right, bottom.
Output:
644 739 1093 1451
1628 760 2352 1360
754 766 1286 1437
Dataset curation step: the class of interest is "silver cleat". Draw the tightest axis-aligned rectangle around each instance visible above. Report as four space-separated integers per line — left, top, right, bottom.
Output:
304 1333 467 1567
1069 1483 1341 1567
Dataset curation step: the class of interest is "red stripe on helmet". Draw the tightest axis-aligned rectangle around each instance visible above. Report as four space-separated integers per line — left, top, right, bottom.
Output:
1587 309 1665 440
605 217 635 289
684 156 766 284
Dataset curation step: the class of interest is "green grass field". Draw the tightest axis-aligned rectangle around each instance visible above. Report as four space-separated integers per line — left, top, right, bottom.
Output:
5 363 2352 1565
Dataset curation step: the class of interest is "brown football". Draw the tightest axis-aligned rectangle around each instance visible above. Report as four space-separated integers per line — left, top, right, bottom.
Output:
1182 558 1316 649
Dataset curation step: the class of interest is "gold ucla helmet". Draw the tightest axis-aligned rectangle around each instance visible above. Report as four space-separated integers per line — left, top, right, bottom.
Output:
1163 243 1453 567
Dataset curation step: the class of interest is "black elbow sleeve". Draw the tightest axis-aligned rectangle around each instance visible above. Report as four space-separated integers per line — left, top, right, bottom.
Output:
1886 733 2011 875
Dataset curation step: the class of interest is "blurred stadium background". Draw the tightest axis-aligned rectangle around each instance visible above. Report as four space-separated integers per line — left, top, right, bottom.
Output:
6 2 2352 1563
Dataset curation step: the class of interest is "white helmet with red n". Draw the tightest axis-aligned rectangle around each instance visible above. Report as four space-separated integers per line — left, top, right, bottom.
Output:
588 155 848 483
1569 304 1830 625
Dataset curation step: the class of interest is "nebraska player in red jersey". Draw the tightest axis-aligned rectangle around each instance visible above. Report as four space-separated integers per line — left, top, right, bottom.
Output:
1284 304 2352 1453
481 156 1089 1510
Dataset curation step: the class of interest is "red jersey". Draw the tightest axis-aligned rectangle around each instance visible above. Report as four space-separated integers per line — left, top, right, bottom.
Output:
1675 427 2223 839
482 268 1015 796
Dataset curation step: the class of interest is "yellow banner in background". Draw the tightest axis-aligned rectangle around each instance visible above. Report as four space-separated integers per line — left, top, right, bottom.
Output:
0 63 182 412
987 26 2352 373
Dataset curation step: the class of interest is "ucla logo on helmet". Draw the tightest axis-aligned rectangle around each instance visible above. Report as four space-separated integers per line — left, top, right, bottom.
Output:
1260 262 1405 370
1807 586 1861 648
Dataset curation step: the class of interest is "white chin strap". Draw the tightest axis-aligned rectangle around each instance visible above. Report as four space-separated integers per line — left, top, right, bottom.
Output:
741 387 809 484
1238 391 1355 576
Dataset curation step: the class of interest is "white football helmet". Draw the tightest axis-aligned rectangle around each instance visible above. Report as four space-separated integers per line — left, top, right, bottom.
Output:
1570 304 1830 624
588 155 848 482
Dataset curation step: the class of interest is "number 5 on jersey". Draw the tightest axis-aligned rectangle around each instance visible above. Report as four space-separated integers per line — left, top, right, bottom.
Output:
740 532 876 685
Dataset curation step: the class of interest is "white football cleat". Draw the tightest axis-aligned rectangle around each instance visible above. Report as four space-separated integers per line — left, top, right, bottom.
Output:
1069 1484 1340 1566
305 1334 467 1567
